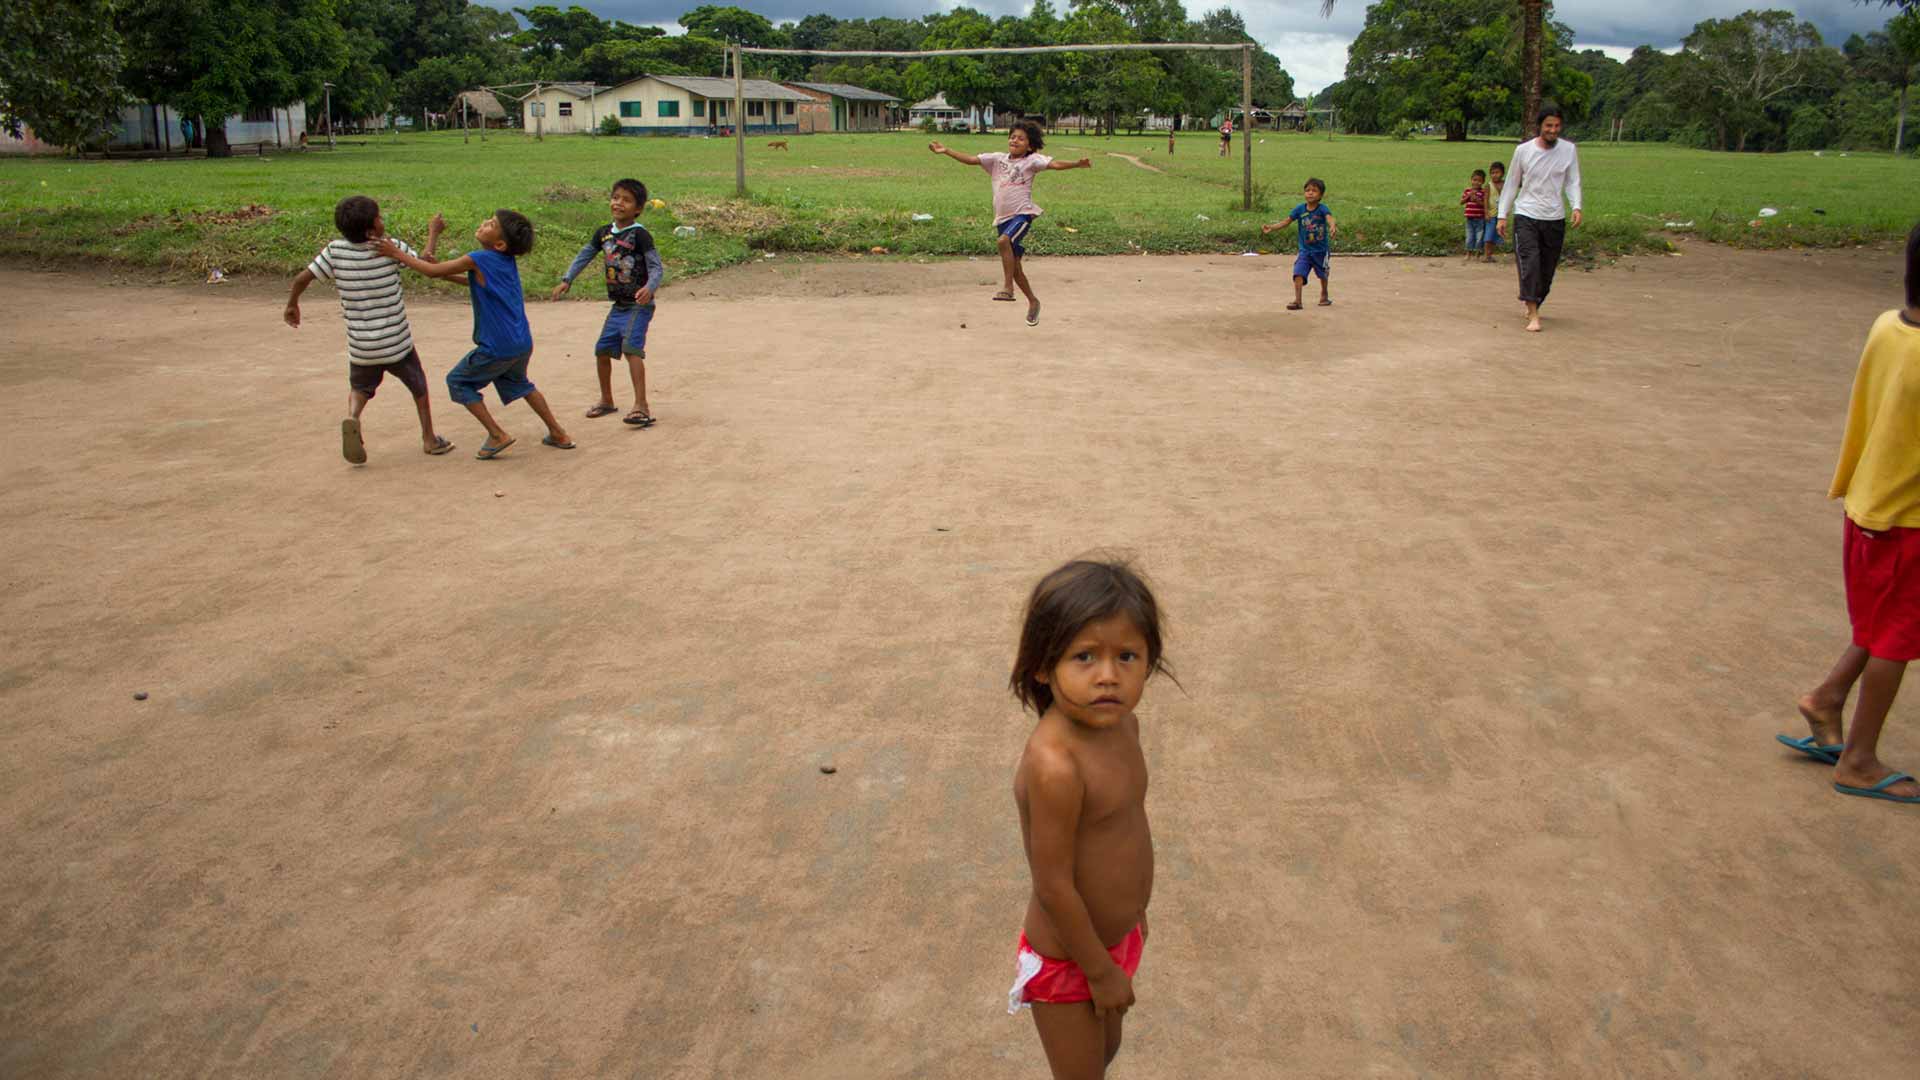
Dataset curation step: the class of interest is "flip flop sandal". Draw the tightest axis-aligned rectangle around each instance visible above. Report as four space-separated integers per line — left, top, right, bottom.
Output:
1026 306 1040 327
341 418 367 464
542 435 577 450
1776 733 1844 764
992 292 1017 301
584 403 619 418
1833 771 1920 804
425 437 455 456
1319 299 1334 306
623 412 656 427
1286 302 1304 311
476 437 516 460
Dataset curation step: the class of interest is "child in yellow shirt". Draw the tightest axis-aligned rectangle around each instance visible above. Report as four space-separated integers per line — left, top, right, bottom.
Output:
1783 223 1920 804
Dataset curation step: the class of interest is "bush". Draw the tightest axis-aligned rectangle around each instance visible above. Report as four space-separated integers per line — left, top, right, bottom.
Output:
1391 119 1418 141
599 114 624 137
1786 105 1832 152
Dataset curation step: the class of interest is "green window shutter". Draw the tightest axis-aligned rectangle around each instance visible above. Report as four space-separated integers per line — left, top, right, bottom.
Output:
658 101 679 118
619 101 642 118
693 99 705 117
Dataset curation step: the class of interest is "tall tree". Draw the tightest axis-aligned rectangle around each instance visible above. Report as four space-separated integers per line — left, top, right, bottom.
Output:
1324 0 1548 133
1 0 130 151
1668 9 1824 151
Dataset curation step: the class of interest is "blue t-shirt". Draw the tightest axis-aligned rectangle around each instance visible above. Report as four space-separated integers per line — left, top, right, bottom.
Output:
1290 203 1332 253
467 248 532 356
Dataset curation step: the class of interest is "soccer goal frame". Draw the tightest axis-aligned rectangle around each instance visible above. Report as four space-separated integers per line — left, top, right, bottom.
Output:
730 42 1260 209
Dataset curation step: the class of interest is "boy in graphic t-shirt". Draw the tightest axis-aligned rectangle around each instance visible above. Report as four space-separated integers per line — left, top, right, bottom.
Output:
551 178 666 427
929 120 1091 327
380 210 574 460
284 195 453 464
1262 178 1337 310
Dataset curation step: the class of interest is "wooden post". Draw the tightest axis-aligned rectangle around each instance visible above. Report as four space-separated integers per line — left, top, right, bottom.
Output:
734 46 747 197
1241 45 1253 212
589 86 597 137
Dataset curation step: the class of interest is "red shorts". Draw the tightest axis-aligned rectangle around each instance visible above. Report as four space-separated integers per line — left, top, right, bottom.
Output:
1844 516 1920 662
1006 925 1144 1013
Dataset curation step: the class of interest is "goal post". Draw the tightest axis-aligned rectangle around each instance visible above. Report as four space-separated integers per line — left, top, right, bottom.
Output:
730 42 1258 210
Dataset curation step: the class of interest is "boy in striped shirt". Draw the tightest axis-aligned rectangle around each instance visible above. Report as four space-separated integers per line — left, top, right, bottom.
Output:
285 195 453 463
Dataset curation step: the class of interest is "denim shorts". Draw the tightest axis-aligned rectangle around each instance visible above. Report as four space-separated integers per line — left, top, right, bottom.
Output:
996 214 1035 259
1466 218 1488 250
595 303 654 358
446 347 535 406
1292 250 1330 281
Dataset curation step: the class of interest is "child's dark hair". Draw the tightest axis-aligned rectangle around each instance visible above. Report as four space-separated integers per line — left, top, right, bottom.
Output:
613 178 647 207
1489 160 1505 175
334 195 380 243
1010 560 1172 716
1471 168 1487 180
494 209 535 256
1012 118 1045 152
1907 221 1920 308
1304 177 1326 195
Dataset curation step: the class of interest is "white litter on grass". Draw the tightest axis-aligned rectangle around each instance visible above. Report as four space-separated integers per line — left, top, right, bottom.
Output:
911 213 933 222
1814 150 1825 157
205 268 226 283
1195 213 1211 221
1382 241 1399 251
1240 251 1259 257
1759 207 1779 217
673 225 696 238
1664 220 1695 228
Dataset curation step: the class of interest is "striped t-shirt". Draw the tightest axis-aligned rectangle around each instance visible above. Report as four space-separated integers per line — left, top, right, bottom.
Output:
307 238 419 364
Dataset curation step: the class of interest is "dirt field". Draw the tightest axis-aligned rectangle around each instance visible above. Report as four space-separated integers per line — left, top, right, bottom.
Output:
2 243 1916 1079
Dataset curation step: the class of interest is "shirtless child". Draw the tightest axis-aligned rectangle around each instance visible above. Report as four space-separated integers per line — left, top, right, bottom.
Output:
1007 560 1173 1079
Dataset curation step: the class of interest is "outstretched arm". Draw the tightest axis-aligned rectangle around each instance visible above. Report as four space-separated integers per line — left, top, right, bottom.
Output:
1046 157 1092 170
928 141 981 166
376 238 478 282
1023 750 1135 1020
552 239 599 300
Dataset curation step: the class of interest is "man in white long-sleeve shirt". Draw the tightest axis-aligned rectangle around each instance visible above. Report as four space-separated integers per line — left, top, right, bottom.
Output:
1497 105 1583 333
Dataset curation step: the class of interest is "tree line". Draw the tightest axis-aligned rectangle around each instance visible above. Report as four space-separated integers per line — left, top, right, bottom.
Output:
0 0 1294 155
1318 1 1918 154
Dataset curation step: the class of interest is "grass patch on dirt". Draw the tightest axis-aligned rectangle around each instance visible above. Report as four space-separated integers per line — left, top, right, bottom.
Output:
1 130 1912 292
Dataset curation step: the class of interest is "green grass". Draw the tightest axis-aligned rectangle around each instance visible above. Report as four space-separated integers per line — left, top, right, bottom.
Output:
1 130 1914 295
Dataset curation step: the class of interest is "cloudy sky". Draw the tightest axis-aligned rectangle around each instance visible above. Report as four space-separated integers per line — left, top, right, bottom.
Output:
489 1 1903 93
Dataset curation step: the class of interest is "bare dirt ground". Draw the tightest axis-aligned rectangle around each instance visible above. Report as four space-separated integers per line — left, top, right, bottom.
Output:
2 243 1917 1079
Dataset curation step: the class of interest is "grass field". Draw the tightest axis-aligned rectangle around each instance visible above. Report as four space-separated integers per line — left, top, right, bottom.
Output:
1 129 1915 294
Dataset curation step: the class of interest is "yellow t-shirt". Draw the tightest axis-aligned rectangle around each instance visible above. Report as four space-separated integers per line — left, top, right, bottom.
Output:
1831 310 1920 529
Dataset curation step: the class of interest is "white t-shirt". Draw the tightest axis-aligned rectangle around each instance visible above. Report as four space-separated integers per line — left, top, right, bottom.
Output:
1497 138 1582 223
979 151 1053 226
307 238 418 364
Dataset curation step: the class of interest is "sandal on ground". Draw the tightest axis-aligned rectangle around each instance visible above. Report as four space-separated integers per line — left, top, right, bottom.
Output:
424 436 455 456
584 403 619 418
542 435 577 450
341 418 367 464
992 291 1017 301
1833 772 1920 804
1286 302 1304 311
1319 298 1334 306
623 410 656 427
476 436 516 460
1026 304 1040 327
1776 733 1844 764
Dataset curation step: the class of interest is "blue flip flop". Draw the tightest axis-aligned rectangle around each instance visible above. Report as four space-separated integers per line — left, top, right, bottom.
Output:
1834 772 1920 804
1777 734 1845 764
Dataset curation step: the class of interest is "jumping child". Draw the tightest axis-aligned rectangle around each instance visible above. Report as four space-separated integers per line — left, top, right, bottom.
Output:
1462 169 1490 262
1482 160 1506 263
550 178 665 427
930 120 1092 327
378 210 574 459
1782 223 1920 806
1007 559 1172 1079
1262 178 1336 310
284 196 453 463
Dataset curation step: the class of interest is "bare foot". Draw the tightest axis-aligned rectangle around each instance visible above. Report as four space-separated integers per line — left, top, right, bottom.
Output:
1833 759 1920 799
1796 695 1845 746
1525 318 1543 332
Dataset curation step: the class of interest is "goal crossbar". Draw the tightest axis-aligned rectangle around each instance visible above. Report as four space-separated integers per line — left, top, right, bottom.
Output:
724 42 1258 209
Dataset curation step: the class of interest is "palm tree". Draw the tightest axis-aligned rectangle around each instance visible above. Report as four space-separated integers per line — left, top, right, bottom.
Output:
1322 0 1547 137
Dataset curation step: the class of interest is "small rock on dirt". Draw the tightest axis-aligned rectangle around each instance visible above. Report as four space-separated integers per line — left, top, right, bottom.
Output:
819 764 837 774
133 691 148 701
494 490 505 498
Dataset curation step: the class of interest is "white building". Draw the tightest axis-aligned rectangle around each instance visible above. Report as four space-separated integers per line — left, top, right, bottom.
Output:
522 74 810 136
908 94 994 132
2 101 308 155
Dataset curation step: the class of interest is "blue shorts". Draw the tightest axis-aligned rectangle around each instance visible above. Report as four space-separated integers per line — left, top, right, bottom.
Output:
595 303 653 358
997 214 1036 259
1293 250 1330 281
1466 218 1488 249
1484 223 1506 248
446 347 535 406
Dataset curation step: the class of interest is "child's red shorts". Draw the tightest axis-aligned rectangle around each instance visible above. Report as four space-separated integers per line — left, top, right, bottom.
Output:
1844 516 1920 662
1006 925 1144 1013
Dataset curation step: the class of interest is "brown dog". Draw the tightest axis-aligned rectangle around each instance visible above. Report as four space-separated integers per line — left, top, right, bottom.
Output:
766 140 789 150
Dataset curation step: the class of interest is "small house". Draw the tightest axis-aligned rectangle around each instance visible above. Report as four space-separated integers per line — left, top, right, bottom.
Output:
783 83 900 133
519 83 601 135
575 74 808 136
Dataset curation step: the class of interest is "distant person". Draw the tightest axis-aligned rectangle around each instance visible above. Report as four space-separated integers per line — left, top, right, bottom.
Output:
379 210 575 458
1462 168 1489 262
1006 559 1172 1078
929 119 1092 327
283 196 452 463
1497 105 1583 332
1482 160 1506 263
1218 117 1231 157
1262 177 1336 310
1167 127 1175 155
1782 223 1920 806
551 178 665 427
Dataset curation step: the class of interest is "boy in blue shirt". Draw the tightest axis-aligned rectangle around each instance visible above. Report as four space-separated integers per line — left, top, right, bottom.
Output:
380 210 574 459
551 178 665 427
1262 178 1337 310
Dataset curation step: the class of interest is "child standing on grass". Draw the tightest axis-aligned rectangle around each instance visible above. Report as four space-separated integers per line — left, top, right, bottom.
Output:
929 120 1091 327
1482 160 1506 263
1007 560 1171 1079
1782 223 1920 806
1462 169 1489 262
550 178 665 428
378 210 574 460
284 195 452 464
1262 178 1336 310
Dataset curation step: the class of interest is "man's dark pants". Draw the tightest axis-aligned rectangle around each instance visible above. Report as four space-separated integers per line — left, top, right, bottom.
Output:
1514 214 1567 306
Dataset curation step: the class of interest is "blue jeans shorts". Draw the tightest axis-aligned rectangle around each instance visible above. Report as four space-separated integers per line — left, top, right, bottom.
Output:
446 347 535 406
595 303 654 358
997 214 1036 259
1466 218 1488 250
1292 250 1330 281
